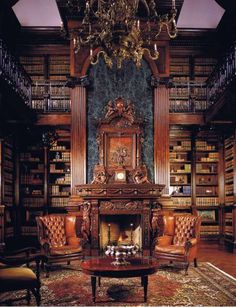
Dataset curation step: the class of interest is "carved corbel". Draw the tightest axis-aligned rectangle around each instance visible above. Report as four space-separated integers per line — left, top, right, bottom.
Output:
150 75 173 88
66 75 90 88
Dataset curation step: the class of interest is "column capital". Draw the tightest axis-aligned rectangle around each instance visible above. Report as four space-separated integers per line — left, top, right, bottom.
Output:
66 75 90 88
150 75 173 88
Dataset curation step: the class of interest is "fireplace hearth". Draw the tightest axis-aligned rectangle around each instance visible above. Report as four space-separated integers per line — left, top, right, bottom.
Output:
100 214 141 251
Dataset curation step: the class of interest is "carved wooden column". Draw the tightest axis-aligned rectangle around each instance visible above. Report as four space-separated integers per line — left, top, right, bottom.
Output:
90 200 99 256
142 200 151 256
153 77 170 194
69 77 90 192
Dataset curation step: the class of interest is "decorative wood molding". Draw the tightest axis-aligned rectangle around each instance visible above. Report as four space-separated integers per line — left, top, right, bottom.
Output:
75 183 164 198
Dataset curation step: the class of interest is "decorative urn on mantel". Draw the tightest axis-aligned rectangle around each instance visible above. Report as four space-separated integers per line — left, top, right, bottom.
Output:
69 98 165 255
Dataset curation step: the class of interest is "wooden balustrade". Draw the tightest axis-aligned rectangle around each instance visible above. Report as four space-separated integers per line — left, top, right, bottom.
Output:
207 42 236 105
0 39 31 104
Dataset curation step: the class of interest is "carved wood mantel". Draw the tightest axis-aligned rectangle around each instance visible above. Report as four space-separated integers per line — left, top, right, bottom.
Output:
70 183 164 255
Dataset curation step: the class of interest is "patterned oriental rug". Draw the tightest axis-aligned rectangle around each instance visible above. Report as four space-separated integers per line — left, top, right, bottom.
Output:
1 262 236 306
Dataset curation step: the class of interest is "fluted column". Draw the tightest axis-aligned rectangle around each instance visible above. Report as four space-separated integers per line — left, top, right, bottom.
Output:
153 77 170 194
70 76 90 193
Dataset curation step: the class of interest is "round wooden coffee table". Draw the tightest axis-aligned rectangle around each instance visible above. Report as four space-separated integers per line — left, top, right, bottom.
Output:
81 257 158 302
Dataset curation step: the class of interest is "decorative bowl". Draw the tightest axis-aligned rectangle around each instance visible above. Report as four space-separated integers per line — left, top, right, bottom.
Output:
105 244 138 265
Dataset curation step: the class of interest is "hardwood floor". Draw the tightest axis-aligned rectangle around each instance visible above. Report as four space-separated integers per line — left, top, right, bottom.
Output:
198 242 236 278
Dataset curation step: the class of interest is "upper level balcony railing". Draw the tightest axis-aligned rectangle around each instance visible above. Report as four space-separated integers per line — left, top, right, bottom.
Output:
169 81 208 113
31 81 71 113
206 42 236 106
0 39 31 104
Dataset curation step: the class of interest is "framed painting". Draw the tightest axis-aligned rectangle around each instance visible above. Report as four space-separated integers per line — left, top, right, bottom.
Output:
197 210 216 222
105 134 136 169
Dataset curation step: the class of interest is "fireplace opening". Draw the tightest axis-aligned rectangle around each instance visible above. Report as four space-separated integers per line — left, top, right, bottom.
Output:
99 215 142 251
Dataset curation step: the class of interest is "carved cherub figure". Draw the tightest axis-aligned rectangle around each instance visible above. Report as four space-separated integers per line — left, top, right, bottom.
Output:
125 101 135 122
91 170 107 184
105 101 115 118
133 166 150 184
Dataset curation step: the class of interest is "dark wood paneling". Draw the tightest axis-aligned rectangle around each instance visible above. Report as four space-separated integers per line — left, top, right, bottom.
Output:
154 86 169 193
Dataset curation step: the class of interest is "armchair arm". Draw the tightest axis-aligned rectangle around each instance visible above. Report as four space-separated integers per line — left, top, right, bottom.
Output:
156 235 173 247
2 247 37 257
67 236 82 246
41 241 51 255
184 238 198 254
0 254 47 267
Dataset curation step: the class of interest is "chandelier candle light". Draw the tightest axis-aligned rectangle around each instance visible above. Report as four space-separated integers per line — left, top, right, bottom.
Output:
67 0 177 68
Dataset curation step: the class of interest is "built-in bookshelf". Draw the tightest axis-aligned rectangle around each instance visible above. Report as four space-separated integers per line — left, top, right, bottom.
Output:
223 135 236 251
169 127 192 210
169 56 216 113
194 57 216 82
49 55 70 81
18 128 71 239
195 135 220 239
48 129 71 210
0 138 16 243
20 55 70 112
19 145 46 238
169 127 222 240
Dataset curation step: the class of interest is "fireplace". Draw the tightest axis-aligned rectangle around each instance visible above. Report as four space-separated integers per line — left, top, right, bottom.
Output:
69 99 166 255
99 214 142 251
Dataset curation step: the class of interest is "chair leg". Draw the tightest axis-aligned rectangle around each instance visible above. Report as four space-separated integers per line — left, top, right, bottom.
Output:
194 258 198 268
32 287 41 306
185 262 190 275
45 263 50 278
26 289 31 305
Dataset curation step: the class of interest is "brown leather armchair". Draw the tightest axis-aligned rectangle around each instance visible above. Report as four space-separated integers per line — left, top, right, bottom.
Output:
36 214 84 277
0 248 46 305
153 214 201 274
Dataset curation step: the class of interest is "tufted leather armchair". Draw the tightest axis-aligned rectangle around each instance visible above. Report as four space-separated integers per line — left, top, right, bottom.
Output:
0 247 46 305
36 214 84 277
153 214 201 274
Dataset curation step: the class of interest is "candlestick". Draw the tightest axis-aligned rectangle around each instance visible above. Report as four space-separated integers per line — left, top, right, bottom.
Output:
130 223 133 244
108 223 111 244
154 43 157 52
172 0 175 9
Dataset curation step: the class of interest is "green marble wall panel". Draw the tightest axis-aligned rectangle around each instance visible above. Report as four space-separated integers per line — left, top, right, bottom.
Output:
87 59 154 182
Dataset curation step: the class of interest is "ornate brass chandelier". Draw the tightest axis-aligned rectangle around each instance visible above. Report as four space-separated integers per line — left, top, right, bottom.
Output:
67 0 177 69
